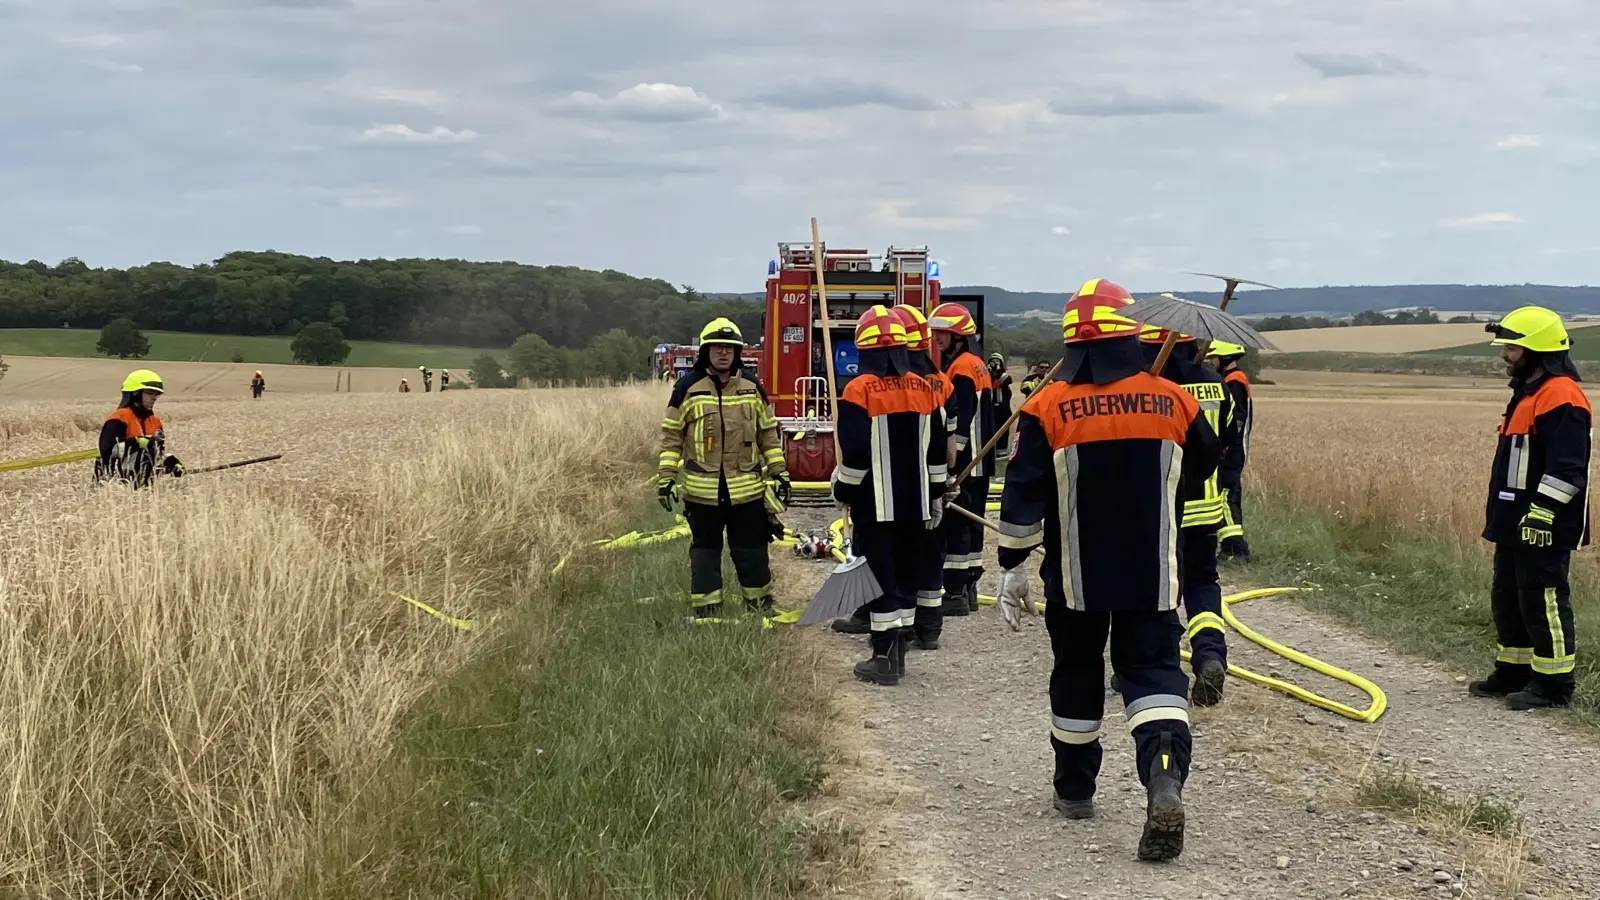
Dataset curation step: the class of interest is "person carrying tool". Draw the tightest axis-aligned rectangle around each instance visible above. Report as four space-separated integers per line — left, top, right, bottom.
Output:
991 278 1219 862
1206 341 1253 562
96 369 184 488
440 369 450 391
1140 324 1239 707
988 351 1015 448
831 304 957 649
832 305 948 684
1019 360 1052 399
929 301 995 618
657 317 790 619
398 378 410 393
1470 306 1591 710
250 370 265 399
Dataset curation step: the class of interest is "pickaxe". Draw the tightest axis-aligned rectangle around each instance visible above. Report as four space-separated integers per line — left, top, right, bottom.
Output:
1182 272 1280 359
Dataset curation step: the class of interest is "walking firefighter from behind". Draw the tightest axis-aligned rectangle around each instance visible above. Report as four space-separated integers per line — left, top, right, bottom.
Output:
1206 341 1253 562
1140 320 1240 707
832 305 949 685
992 277 1220 862
96 369 184 489
929 300 996 618
1471 305 1591 711
658 317 791 619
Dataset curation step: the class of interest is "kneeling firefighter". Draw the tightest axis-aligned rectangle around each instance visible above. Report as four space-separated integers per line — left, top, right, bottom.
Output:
1206 341 1253 562
1472 306 1591 710
830 303 957 648
1140 319 1239 707
657 317 790 619
96 369 184 488
992 278 1219 861
832 306 949 684
929 301 995 618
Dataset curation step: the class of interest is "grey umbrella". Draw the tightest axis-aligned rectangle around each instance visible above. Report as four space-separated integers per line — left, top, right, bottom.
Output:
1118 292 1279 373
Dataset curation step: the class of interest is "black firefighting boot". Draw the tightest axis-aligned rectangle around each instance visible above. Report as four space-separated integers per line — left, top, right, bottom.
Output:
1219 537 1252 564
1109 672 1122 694
831 604 871 634
744 594 776 617
1137 733 1186 862
892 633 909 677
909 631 940 651
1190 657 1227 707
966 580 980 613
1468 667 1529 698
853 651 901 686
1053 797 1095 819
693 603 723 622
940 590 970 617
1506 678 1573 711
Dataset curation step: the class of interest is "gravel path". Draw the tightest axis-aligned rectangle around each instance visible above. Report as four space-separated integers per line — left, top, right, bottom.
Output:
775 508 1600 900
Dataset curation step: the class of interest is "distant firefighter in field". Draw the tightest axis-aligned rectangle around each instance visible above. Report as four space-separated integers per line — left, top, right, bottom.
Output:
399 378 410 393
96 369 184 488
1205 342 1253 562
251 370 265 399
420 366 433 392
440 369 450 391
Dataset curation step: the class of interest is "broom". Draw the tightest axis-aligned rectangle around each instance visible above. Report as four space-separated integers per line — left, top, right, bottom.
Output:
796 216 883 626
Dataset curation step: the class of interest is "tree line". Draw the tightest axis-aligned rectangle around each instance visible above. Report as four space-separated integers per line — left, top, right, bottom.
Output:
0 252 763 350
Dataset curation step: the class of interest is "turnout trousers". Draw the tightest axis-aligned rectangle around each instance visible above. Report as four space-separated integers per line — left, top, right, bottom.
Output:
852 518 922 655
1218 467 1245 545
683 498 772 616
1044 603 1193 804
913 521 946 640
941 475 990 592
1489 544 1576 699
1182 526 1227 669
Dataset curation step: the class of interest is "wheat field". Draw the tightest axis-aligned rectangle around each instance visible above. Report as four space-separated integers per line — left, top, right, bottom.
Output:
0 356 430 400
0 385 662 897
1260 322 1495 354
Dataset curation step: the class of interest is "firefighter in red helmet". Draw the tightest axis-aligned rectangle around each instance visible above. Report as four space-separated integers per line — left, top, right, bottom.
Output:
992 278 1219 861
832 305 949 684
928 300 995 619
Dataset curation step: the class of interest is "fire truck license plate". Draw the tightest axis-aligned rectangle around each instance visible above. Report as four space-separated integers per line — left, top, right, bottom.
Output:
782 326 804 342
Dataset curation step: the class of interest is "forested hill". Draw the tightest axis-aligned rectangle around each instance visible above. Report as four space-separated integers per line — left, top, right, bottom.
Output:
0 252 763 349
961 284 1600 317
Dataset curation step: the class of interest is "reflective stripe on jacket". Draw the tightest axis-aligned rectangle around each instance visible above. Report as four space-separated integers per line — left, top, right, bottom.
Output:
1483 374 1592 550
659 368 784 505
832 373 948 523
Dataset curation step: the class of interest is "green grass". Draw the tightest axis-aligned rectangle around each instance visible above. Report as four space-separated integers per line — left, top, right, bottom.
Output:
0 328 501 368
1236 490 1600 728
1356 769 1522 836
1420 323 1600 358
297 512 839 900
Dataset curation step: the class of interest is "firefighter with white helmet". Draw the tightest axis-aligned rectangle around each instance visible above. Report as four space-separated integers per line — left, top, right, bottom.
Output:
992 278 1220 861
1471 306 1591 710
657 318 789 619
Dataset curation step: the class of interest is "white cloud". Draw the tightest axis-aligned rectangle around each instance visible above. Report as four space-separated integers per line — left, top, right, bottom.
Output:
1051 226 1071 235
360 124 478 143
1493 134 1543 149
552 83 723 123
1437 212 1523 229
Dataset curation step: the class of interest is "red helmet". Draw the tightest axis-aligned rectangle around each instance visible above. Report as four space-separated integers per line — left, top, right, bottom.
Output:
928 302 977 336
854 304 907 350
888 304 932 351
1061 278 1138 343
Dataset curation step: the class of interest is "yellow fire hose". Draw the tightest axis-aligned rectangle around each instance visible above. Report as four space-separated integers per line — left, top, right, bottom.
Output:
0 448 99 473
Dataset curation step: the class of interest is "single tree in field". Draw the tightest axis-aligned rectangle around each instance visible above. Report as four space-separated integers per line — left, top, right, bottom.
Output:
97 318 151 359
291 322 351 366
469 353 512 388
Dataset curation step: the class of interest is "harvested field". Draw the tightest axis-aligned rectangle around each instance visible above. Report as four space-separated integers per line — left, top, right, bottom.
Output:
1260 322 1496 354
0 355 428 400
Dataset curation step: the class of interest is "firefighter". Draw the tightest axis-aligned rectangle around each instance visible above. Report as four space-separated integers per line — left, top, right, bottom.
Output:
929 301 995 618
833 306 948 684
1206 341 1253 562
988 351 1015 448
992 278 1219 862
1019 361 1052 399
1140 323 1239 707
420 366 433 393
831 304 956 648
440 369 450 391
398 378 410 393
96 369 183 488
1470 306 1590 710
250 370 265 399
657 317 790 619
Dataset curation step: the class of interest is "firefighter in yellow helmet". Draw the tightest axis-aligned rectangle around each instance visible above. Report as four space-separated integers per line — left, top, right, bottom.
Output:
96 369 183 488
657 317 789 619
992 277 1219 860
1471 306 1590 710
1205 341 1253 561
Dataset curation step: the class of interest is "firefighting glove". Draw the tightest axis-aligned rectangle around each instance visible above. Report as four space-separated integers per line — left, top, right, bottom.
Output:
1520 504 1556 548
927 496 944 530
774 472 792 506
162 455 184 478
134 437 151 450
943 475 960 504
995 567 1029 632
656 477 679 512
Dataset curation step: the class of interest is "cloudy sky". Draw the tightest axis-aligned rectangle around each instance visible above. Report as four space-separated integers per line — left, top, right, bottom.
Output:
2 0 1595 292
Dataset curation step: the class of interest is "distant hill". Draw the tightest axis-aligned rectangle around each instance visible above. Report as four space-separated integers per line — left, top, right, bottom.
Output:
710 284 1600 319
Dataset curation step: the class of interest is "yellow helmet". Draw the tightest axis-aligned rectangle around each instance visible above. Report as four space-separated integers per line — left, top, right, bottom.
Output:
1206 341 1247 359
1487 306 1570 353
121 369 164 394
699 317 744 347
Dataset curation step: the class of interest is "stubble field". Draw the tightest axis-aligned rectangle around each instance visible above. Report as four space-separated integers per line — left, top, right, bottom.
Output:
0 355 429 400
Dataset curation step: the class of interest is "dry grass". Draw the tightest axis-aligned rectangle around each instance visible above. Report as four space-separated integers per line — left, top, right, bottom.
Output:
0 356 428 400
0 385 663 897
1260 322 1496 354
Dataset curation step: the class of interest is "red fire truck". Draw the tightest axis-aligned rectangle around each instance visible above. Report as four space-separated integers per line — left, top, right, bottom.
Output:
754 240 985 482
